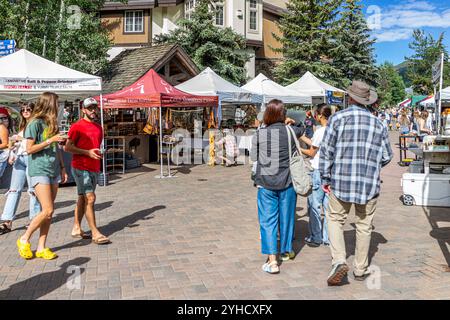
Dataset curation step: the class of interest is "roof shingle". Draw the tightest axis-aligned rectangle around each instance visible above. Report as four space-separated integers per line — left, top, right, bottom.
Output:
98 44 179 94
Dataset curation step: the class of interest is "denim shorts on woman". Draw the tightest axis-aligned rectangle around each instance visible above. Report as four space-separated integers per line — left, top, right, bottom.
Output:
30 175 61 188
72 168 98 195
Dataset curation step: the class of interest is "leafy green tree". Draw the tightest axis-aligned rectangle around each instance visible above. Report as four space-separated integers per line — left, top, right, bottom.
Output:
406 29 450 95
154 0 249 85
0 0 124 74
333 0 378 87
378 62 406 107
272 0 344 86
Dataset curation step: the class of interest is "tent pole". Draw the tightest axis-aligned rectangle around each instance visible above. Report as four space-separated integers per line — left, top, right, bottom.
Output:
159 106 163 179
100 93 106 186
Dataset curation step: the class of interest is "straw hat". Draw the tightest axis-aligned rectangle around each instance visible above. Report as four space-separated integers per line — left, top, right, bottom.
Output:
346 80 378 106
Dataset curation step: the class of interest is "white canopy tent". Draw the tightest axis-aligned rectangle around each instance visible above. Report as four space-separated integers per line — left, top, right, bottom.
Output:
0 49 102 102
242 73 312 105
176 67 263 125
442 86 450 102
176 67 262 104
285 71 346 104
0 49 105 185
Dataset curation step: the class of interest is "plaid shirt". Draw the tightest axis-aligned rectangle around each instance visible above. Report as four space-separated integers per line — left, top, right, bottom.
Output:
319 105 393 204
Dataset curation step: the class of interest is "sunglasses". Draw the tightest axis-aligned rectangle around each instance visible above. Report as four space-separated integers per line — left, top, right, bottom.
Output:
21 108 32 113
0 117 8 121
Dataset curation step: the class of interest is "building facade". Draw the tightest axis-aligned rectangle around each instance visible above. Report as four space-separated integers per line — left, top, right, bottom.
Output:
100 0 287 80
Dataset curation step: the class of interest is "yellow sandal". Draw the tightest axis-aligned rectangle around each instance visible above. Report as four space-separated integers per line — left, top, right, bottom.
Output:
35 248 58 260
17 238 33 260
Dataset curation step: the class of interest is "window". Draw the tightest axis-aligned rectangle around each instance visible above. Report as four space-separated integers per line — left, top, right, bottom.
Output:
185 0 197 20
249 0 257 31
124 11 144 33
214 2 225 26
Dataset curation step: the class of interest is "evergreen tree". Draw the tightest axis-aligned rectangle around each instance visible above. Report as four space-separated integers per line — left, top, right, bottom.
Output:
272 0 344 86
0 0 123 74
154 0 249 85
333 0 378 88
378 62 406 107
406 29 450 95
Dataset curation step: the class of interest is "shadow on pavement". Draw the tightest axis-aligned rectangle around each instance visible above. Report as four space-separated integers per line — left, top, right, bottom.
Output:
107 166 156 184
344 223 388 263
15 200 77 221
52 205 166 252
422 206 450 270
0 257 90 300
12 201 114 232
292 217 309 257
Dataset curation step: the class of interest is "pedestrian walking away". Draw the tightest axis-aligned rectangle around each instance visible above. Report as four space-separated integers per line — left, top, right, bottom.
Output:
319 80 393 286
65 97 110 245
300 103 332 247
0 103 41 234
251 99 310 274
17 92 68 261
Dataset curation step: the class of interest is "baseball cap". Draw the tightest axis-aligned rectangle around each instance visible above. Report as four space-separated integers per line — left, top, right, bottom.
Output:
83 97 98 108
0 107 9 117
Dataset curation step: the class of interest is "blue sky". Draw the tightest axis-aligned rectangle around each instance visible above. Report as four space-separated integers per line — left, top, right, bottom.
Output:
361 0 450 66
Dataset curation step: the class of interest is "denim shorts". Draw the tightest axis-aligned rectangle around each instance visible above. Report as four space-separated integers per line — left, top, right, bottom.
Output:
30 175 61 188
72 168 98 195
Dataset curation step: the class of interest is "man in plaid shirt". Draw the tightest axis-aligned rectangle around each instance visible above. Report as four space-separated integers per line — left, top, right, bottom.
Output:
319 80 393 286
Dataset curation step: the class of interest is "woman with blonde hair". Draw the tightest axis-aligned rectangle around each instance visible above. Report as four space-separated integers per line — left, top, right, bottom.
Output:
17 92 67 260
418 110 432 135
411 110 420 133
398 110 410 135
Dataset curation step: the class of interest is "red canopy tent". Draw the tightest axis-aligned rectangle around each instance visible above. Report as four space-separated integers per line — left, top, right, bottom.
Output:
96 69 218 179
99 69 218 108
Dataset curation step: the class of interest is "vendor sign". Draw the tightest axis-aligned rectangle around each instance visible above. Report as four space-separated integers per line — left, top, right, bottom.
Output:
0 77 101 92
327 90 344 104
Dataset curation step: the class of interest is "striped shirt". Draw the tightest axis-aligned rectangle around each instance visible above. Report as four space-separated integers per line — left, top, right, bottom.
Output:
319 105 393 204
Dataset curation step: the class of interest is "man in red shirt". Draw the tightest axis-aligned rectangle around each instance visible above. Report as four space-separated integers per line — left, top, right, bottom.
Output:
65 98 110 244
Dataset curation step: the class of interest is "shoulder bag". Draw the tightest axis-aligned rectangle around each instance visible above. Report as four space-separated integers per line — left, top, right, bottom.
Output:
286 125 312 196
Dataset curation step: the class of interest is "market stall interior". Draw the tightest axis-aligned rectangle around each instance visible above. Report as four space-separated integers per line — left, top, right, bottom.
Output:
98 69 218 180
0 49 102 187
175 67 264 157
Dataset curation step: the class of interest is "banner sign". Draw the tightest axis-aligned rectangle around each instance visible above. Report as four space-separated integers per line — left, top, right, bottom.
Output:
432 57 442 85
326 90 344 104
0 77 102 92
0 40 16 57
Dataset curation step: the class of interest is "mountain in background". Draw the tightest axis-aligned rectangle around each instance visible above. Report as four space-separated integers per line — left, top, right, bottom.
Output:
394 61 411 87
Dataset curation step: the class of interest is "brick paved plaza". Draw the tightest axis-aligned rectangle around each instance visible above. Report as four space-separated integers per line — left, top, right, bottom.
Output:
0 131 449 300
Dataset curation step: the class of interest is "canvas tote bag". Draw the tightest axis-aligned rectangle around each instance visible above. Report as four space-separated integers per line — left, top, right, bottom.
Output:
286 125 312 196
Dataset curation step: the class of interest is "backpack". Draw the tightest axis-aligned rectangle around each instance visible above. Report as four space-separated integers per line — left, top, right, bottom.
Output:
286 125 312 196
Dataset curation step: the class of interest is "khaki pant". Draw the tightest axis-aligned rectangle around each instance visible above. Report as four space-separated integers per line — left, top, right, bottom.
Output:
326 192 377 276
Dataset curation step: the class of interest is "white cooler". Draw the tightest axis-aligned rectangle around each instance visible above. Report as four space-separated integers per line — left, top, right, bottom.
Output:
401 173 450 207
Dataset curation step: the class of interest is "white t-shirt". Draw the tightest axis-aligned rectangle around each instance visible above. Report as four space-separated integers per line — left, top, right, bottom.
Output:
311 126 326 170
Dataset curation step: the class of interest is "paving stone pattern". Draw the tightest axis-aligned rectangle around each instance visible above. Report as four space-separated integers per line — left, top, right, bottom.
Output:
0 131 449 300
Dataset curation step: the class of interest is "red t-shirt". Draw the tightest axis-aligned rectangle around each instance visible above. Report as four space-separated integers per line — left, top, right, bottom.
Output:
68 119 103 172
